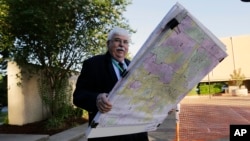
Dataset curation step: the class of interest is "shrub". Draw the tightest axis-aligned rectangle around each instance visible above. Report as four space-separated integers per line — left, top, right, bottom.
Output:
198 82 224 95
229 68 245 88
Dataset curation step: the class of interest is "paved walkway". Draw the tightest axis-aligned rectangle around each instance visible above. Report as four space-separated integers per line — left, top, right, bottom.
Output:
1 94 250 141
179 94 250 141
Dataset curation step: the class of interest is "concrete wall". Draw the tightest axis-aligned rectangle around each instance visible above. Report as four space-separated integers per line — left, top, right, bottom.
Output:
201 35 250 82
7 62 79 125
7 62 50 125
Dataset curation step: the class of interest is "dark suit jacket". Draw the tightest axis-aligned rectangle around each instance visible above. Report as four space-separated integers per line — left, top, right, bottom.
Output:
73 52 148 141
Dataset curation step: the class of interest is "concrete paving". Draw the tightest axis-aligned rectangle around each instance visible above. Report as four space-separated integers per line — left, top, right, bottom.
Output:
0 113 176 141
48 123 88 141
0 134 49 141
148 112 176 141
74 112 177 141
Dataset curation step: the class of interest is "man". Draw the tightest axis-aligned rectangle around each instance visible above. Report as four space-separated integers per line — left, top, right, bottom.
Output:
73 27 149 141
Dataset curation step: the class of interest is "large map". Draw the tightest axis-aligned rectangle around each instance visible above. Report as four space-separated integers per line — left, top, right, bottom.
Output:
86 3 228 138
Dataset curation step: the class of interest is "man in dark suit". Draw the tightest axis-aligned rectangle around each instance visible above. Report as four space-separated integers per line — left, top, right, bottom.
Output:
73 27 149 141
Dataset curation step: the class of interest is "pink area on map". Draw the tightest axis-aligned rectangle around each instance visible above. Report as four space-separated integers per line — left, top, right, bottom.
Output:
143 53 174 84
129 80 142 89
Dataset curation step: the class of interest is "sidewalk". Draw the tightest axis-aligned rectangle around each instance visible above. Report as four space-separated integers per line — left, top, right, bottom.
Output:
0 113 177 141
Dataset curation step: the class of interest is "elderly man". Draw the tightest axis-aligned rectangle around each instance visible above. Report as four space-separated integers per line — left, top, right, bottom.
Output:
73 27 149 141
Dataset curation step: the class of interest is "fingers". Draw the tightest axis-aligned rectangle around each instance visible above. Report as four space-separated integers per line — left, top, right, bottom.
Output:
96 93 112 113
168 109 175 115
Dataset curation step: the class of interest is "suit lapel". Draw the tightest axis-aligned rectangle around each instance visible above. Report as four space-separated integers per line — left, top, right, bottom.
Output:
105 53 118 83
108 59 118 83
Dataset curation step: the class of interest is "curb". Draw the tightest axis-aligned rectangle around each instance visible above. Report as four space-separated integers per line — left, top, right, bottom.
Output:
0 134 49 141
48 124 88 141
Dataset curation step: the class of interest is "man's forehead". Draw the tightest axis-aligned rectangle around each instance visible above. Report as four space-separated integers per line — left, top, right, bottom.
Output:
112 34 129 40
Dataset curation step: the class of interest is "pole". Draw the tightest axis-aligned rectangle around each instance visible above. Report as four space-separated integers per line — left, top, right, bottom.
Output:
175 103 180 141
176 121 179 141
230 37 236 70
208 73 211 99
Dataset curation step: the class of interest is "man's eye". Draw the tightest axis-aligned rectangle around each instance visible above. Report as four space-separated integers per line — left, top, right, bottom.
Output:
113 39 129 45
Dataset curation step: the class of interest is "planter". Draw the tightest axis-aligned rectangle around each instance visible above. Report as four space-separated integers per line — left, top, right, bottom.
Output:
228 86 238 94
232 88 248 96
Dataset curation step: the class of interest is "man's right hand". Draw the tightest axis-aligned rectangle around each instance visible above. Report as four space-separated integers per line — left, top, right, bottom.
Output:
96 93 112 113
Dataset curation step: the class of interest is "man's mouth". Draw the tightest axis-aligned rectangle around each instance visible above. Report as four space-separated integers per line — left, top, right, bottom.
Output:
116 47 125 51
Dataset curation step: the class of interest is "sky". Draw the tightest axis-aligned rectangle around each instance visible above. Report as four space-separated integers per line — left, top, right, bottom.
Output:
123 0 250 55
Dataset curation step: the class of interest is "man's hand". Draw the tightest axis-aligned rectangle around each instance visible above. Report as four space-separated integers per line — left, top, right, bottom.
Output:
96 93 112 113
168 109 175 115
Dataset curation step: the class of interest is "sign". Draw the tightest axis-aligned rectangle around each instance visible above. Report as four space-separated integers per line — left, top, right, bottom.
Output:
230 125 250 141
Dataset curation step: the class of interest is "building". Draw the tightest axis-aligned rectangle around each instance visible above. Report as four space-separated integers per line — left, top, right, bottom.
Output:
201 34 250 91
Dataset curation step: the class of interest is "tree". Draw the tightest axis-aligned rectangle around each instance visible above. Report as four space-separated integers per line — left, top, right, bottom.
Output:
0 0 14 75
229 68 245 88
3 0 134 125
0 0 14 109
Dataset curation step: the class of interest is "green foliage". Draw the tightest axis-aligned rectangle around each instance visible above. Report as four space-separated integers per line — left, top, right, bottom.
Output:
82 109 88 119
0 112 8 124
39 68 83 129
0 74 7 106
45 106 83 129
45 116 64 130
0 0 15 75
38 70 72 116
198 82 223 95
2 0 134 129
5 0 134 71
3 115 8 124
187 86 198 96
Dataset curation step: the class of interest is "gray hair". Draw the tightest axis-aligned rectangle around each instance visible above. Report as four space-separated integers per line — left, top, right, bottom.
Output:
107 27 131 41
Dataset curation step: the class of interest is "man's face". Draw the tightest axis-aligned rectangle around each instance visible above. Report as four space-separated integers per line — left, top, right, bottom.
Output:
107 34 129 62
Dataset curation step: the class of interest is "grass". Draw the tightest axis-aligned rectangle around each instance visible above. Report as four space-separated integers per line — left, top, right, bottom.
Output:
0 112 7 123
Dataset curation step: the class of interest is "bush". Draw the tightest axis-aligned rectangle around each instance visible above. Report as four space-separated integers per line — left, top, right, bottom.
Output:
187 85 198 96
0 112 8 124
198 82 224 95
45 106 84 130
